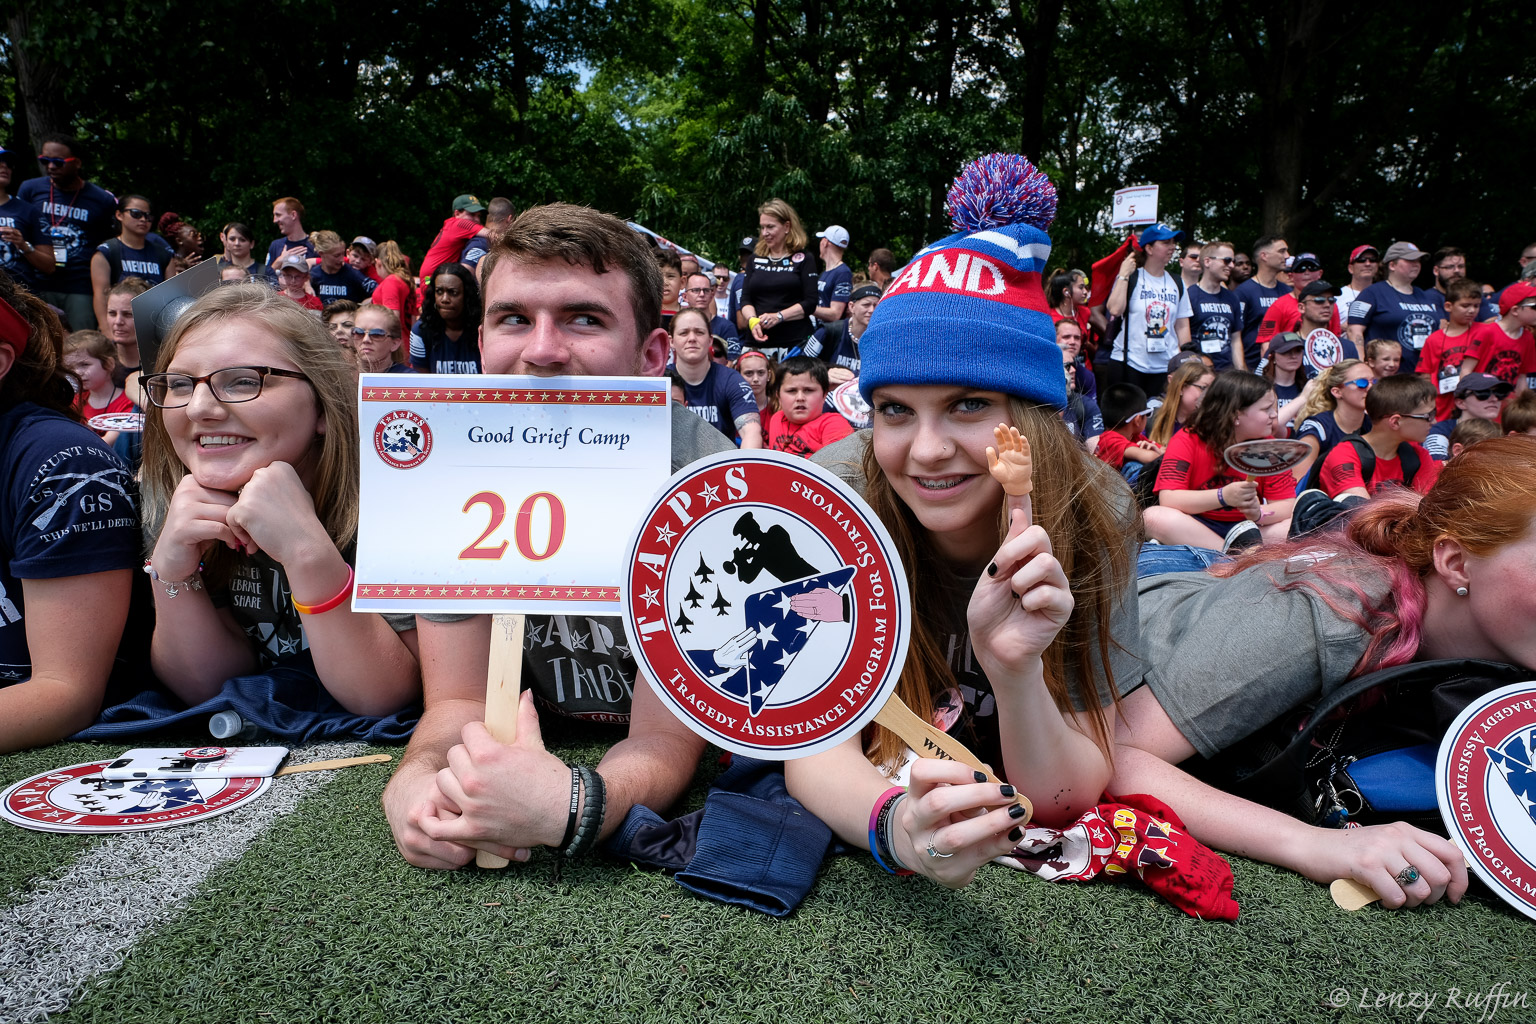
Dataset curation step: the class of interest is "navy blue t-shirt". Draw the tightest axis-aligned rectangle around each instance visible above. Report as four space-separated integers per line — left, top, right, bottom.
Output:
708 314 741 360
727 271 746 327
309 264 375 307
217 258 279 289
816 263 853 319
1234 279 1286 370
679 361 758 443
804 320 864 374
1063 394 1104 441
461 235 491 268
0 404 139 683
410 325 480 374
267 235 317 266
0 195 48 290
1347 283 1440 374
1298 409 1372 464
96 237 174 288
15 177 118 294
1179 284 1245 370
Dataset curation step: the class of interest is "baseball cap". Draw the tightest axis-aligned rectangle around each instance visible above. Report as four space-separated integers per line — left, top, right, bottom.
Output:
1269 332 1306 355
1138 222 1184 246
1349 245 1380 263
275 252 309 271
452 194 486 214
0 147 18 170
816 225 851 249
349 236 377 255
1298 280 1336 300
1382 241 1428 262
1286 253 1323 273
1166 350 1207 374
1455 373 1511 397
738 236 756 253
849 283 882 303
1100 383 1154 430
1499 282 1536 315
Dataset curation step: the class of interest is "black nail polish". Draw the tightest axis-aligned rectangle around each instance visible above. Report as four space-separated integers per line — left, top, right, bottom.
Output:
986 562 997 577
973 771 987 783
1008 826 1023 842
1008 803 1026 819
999 784 1015 798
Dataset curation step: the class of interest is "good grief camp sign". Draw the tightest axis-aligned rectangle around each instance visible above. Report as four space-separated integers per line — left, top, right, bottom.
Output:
353 373 670 616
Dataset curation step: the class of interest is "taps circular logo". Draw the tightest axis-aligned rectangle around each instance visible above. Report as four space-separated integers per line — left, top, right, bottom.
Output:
621 450 910 759
374 410 432 469
1304 328 1343 373
1437 681 1536 921
1 761 272 834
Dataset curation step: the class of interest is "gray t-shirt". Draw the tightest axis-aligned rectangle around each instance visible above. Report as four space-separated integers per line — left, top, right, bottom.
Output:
422 402 733 723
812 430 1146 765
1138 560 1387 758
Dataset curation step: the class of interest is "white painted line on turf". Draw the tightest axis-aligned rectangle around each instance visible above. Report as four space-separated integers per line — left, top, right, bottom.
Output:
0 743 369 1024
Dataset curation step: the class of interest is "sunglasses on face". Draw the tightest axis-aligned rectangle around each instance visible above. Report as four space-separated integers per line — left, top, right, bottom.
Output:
1352 257 1379 265
1400 412 1434 422
1343 379 1373 390
1463 387 1512 402
351 327 395 340
37 156 71 167
122 208 151 220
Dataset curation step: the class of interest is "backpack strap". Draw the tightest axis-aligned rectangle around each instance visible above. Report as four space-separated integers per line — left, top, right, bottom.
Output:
1396 442 1421 489
1304 430 1372 492
1116 268 1139 363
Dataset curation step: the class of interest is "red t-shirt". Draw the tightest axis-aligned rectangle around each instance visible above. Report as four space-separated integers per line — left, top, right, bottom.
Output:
1154 429 1294 522
79 388 137 436
1257 293 1342 348
285 292 324 312
1466 321 1536 388
418 217 484 294
372 275 419 332
1418 327 1479 421
1319 439 1440 497
767 409 854 457
1095 429 1148 470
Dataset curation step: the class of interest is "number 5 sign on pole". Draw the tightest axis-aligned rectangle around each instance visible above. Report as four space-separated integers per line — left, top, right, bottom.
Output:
354 373 672 867
1111 184 1159 229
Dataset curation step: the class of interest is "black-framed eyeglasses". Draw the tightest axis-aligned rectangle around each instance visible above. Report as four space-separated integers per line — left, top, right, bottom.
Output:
141 366 311 408
1463 387 1513 402
122 208 151 220
684 286 714 294
351 327 395 340
1400 412 1434 422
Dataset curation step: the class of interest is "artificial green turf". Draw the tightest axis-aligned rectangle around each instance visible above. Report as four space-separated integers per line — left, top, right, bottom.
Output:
23 735 1533 1024
0 741 123 903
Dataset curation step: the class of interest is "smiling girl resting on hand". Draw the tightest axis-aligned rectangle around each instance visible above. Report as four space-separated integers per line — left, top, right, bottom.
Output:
140 285 420 715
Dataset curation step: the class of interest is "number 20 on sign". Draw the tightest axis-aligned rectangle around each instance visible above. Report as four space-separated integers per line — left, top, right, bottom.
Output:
352 373 672 617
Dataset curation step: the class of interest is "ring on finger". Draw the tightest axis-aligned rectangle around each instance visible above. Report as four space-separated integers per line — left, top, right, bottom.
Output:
1396 865 1420 886
925 829 954 859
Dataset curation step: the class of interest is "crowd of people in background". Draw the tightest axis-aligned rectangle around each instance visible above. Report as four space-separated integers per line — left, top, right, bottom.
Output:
2 137 1535 912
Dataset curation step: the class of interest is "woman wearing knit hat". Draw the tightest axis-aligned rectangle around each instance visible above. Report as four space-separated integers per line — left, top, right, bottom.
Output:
787 154 1146 887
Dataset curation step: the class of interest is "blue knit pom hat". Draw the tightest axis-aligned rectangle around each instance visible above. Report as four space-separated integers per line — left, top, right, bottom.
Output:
859 153 1066 409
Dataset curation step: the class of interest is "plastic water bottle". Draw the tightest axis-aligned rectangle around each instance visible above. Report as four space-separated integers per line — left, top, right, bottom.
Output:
208 711 267 743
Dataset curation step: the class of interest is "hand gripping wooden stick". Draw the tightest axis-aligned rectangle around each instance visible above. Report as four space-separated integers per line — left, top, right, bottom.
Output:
873 695 1032 822
477 612 526 868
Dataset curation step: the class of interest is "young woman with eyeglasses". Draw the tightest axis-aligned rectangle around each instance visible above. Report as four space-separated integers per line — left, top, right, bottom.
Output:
1294 359 1374 482
89 195 173 327
140 285 420 715
1146 358 1214 447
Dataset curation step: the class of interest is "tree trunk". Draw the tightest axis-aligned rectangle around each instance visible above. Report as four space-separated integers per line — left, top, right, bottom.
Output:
7 3 70 151
1016 0 1065 158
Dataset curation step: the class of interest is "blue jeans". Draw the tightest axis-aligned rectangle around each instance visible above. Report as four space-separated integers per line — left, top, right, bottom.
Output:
1137 543 1225 579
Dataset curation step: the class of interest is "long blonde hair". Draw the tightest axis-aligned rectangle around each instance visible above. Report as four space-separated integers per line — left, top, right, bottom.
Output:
756 199 809 256
1148 361 1211 446
1296 358 1367 424
140 285 360 583
861 401 1135 770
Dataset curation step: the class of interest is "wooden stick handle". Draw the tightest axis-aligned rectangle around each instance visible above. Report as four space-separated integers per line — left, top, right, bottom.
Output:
273 753 393 777
1330 857 1475 911
873 696 1033 823
477 613 526 869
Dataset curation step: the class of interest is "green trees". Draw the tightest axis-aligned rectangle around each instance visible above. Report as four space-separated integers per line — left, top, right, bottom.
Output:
5 0 1533 274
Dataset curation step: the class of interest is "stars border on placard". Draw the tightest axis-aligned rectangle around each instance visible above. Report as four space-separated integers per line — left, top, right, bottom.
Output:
356 584 621 601
360 387 666 406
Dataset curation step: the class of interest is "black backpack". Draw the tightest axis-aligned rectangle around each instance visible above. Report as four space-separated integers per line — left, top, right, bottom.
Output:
1188 658 1529 832
1303 433 1421 494
1104 268 1185 364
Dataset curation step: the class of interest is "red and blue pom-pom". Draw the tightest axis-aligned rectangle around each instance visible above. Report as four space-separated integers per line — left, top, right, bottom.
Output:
946 153 1058 233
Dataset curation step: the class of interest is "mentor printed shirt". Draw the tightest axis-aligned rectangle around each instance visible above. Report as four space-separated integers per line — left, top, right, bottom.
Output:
0 404 139 683
1176 284 1244 370
1347 283 1440 374
309 264 375 307
15 177 118 293
97 238 173 289
680 361 758 442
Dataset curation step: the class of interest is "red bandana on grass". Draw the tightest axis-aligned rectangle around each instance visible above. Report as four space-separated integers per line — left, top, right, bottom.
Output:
998 792 1240 921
